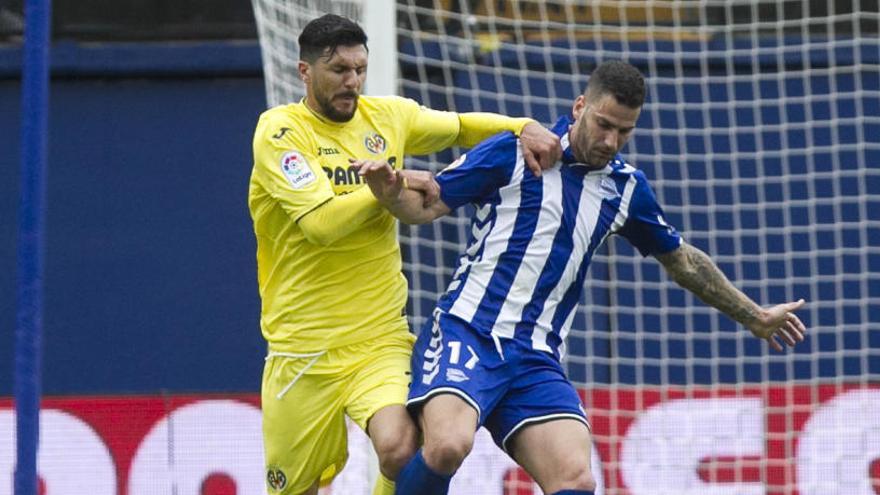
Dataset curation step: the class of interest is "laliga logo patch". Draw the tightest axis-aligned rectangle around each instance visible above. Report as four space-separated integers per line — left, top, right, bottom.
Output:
266 467 287 491
364 132 386 154
280 150 316 189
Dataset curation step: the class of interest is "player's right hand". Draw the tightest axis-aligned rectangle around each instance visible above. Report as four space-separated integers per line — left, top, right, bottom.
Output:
351 159 403 203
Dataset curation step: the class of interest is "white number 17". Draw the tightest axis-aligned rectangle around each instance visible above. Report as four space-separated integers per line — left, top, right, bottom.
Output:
447 341 479 369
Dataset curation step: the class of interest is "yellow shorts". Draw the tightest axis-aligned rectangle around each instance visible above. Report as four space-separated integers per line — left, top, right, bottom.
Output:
261 329 415 494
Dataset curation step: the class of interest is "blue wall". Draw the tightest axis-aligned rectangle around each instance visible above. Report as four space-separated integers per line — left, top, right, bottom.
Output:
1 43 267 394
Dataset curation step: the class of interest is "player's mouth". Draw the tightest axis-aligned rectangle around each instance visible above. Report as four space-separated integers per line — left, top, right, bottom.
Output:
336 93 358 103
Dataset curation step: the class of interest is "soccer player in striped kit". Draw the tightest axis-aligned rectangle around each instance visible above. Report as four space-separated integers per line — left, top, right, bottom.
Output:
354 60 808 495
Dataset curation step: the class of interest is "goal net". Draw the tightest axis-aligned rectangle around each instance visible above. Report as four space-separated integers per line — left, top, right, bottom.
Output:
253 1 880 494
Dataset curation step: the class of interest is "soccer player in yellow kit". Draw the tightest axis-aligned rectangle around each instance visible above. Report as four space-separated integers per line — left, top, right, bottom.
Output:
248 14 561 495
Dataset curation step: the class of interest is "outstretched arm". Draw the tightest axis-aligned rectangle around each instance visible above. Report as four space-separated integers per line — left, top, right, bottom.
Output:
351 159 451 225
655 241 807 352
404 98 560 176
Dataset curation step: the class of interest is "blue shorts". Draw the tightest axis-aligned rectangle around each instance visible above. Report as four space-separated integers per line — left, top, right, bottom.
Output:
407 311 590 452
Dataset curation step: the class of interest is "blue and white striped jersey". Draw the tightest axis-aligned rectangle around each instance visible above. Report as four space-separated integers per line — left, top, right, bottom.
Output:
434 115 682 360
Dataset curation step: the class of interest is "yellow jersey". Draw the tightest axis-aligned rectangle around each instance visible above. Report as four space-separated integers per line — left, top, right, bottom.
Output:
249 95 527 352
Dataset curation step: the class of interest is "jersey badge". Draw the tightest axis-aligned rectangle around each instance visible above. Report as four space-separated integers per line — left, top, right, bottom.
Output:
600 177 620 200
266 466 287 491
364 132 386 154
280 151 316 189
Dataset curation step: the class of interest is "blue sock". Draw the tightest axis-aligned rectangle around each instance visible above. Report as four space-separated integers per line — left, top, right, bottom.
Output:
550 491 593 495
394 450 452 495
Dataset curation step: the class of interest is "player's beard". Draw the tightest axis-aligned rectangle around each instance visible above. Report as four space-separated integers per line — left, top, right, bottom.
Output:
586 145 615 167
572 125 613 169
317 92 359 122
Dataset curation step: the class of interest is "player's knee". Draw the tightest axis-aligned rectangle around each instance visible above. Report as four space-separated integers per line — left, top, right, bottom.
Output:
423 432 473 474
374 428 418 478
556 463 596 492
369 405 420 478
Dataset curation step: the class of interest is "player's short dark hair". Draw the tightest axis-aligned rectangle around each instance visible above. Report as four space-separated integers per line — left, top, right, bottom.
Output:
585 60 646 109
298 14 368 62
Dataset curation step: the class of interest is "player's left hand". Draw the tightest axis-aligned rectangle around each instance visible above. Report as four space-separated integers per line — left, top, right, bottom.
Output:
519 121 562 177
747 299 807 352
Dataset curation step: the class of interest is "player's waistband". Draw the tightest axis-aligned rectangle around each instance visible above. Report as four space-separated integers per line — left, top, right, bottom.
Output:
263 316 410 354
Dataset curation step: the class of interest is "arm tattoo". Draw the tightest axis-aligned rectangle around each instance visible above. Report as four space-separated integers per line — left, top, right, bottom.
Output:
658 243 761 326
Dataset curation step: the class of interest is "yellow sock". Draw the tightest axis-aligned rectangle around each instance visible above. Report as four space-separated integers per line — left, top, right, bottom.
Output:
371 472 395 495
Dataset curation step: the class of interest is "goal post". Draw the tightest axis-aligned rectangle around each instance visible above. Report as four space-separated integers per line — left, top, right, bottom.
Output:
252 1 880 493
363 0 398 96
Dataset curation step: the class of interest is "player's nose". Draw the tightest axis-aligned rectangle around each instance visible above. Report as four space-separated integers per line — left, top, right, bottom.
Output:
342 70 359 89
604 130 619 150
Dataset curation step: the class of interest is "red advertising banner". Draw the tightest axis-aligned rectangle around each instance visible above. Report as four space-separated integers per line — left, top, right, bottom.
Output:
1 385 878 495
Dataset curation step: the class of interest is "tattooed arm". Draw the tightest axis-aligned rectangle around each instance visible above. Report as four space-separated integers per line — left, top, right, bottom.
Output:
655 241 807 352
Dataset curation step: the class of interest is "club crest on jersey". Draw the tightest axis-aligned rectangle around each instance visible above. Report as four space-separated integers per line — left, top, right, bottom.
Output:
266 466 287 491
599 177 620 200
364 132 386 154
280 150 316 189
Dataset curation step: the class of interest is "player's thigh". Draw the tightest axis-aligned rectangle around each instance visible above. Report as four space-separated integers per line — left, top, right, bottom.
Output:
484 345 589 448
419 392 479 448
344 330 419 474
492 352 594 492
344 329 416 431
262 357 348 495
508 418 595 493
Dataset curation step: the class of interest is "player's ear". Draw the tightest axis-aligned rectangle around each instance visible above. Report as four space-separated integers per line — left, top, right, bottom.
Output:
572 95 586 120
298 61 311 84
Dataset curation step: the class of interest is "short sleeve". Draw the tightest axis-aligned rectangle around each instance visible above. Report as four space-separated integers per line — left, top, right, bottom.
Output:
251 114 334 222
617 170 682 256
436 132 520 210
